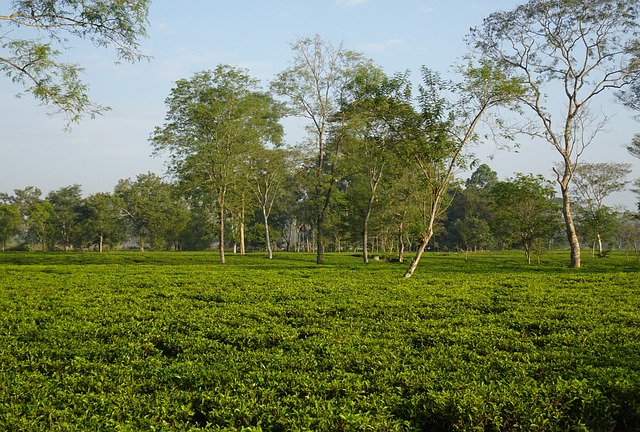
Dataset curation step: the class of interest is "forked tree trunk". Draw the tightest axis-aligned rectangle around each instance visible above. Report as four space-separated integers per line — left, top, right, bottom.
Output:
263 207 273 260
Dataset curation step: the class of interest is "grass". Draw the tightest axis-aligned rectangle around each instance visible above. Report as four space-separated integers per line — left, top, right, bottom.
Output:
0 250 639 431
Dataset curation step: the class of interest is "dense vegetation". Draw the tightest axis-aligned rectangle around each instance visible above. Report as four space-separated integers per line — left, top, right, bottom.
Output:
1 251 639 431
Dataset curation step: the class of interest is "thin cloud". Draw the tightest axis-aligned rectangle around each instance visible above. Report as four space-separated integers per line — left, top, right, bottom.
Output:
336 0 369 7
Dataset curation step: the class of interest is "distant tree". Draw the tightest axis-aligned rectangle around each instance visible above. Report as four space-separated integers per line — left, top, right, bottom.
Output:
26 200 55 250
151 65 283 262
272 35 369 264
491 174 561 264
80 192 125 252
470 0 640 268
465 163 498 189
47 184 83 250
114 173 175 251
0 204 21 250
1 0 150 125
571 162 632 256
454 215 492 255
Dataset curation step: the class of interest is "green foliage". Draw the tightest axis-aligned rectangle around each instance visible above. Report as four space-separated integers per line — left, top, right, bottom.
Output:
1 0 151 125
0 251 639 430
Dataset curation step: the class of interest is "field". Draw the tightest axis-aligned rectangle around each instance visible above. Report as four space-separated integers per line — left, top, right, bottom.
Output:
1 251 639 431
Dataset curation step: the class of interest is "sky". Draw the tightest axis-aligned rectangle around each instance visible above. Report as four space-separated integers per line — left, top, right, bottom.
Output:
1 0 639 208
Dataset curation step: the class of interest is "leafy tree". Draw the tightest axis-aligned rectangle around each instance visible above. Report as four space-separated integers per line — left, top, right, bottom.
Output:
491 174 561 264
47 184 83 250
80 192 125 252
26 200 55 250
454 215 492 255
465 163 498 189
114 172 175 251
151 65 283 263
339 65 414 263
246 147 293 259
272 35 368 264
402 62 524 278
470 0 640 268
0 204 21 250
1 0 150 125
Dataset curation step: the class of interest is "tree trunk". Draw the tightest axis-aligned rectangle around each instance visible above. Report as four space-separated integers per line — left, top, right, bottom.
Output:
240 194 246 256
263 207 273 260
398 222 405 263
99 234 104 253
597 233 603 257
404 234 432 278
316 216 324 264
219 205 226 264
560 183 581 268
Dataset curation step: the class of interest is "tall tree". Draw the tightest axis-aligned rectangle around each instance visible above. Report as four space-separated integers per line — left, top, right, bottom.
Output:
403 62 524 278
246 147 292 259
1 0 150 125
470 0 640 268
272 35 368 264
339 66 413 263
151 65 283 263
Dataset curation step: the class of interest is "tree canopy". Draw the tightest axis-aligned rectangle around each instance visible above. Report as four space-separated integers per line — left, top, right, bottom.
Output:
1 0 150 125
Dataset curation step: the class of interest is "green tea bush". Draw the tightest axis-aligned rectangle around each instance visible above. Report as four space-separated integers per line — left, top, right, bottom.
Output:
0 251 638 430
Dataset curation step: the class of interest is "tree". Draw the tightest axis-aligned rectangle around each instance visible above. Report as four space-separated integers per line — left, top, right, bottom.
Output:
339 66 413 263
151 65 283 263
1 0 150 125
402 62 524 278
114 172 175 251
246 147 292 259
470 0 640 268
272 35 368 264
572 162 632 256
0 204 21 250
47 184 83 250
80 192 125 252
491 174 561 264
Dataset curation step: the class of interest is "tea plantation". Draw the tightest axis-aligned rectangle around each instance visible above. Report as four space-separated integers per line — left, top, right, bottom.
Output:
1 251 639 431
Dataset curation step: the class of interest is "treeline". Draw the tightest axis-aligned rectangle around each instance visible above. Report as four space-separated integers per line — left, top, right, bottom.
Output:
0 163 638 263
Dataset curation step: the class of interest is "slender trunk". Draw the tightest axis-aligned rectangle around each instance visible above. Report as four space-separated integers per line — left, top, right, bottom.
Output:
404 233 432 278
363 229 369 263
263 207 272 259
219 205 226 264
240 194 246 256
398 222 405 263
316 216 324 264
286 221 293 252
597 233 603 257
99 234 104 253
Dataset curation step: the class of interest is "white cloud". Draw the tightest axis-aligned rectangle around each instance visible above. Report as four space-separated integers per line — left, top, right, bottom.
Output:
359 38 406 53
336 0 369 7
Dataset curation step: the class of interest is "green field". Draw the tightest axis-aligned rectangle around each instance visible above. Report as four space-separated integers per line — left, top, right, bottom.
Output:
1 251 639 431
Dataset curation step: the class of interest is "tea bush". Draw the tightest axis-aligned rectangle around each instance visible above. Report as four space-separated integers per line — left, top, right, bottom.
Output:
0 251 638 430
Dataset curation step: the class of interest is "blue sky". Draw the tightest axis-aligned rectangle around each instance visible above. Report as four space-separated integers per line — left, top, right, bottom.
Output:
1 0 638 207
